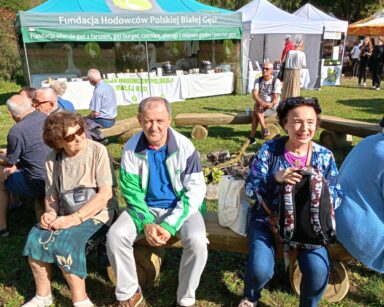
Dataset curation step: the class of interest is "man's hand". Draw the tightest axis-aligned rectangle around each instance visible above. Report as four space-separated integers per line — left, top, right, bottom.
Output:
3 165 17 180
144 224 171 247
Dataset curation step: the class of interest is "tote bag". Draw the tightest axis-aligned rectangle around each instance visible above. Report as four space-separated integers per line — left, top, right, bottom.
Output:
218 175 250 236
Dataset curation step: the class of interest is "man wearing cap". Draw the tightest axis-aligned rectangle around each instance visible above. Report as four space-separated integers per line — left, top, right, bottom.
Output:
281 35 295 63
335 116 384 274
0 95 50 237
248 62 281 143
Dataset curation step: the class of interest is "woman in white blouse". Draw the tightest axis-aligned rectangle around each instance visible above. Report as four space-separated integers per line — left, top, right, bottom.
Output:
281 39 306 100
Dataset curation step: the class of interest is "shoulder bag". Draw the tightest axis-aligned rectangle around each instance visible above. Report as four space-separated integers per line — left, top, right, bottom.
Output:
56 152 97 215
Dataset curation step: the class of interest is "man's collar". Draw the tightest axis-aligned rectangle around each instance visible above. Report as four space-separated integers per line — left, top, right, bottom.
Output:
134 128 178 156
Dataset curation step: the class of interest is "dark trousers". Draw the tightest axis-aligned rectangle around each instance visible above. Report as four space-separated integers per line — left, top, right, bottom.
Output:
352 59 359 77
358 58 368 85
371 62 383 88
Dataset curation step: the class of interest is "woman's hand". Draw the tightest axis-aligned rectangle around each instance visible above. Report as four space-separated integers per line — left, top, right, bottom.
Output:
40 212 57 230
50 215 77 230
274 167 302 184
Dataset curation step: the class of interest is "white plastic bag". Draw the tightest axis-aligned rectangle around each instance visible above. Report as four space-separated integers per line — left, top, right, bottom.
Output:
218 175 250 236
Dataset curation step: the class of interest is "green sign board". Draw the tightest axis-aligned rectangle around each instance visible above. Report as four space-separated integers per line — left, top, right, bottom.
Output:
18 12 242 43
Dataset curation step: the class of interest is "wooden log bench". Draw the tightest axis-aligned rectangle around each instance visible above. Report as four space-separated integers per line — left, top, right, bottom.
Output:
107 212 353 303
174 112 382 150
100 117 141 143
318 115 381 149
174 112 280 141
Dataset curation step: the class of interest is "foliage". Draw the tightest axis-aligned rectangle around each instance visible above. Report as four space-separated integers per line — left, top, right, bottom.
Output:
0 8 21 82
203 167 225 184
0 0 43 12
200 0 384 22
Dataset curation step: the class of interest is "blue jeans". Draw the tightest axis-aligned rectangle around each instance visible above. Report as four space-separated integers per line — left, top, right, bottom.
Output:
94 117 115 128
243 220 330 307
4 170 36 198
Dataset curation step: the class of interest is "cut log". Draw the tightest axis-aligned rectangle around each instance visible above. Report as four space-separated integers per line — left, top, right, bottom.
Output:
107 245 165 289
175 112 278 126
191 125 208 140
320 130 353 150
290 261 349 303
100 117 141 138
118 128 143 144
135 212 352 258
319 115 381 138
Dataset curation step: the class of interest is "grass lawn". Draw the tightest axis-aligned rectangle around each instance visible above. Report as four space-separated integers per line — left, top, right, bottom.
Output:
0 77 383 306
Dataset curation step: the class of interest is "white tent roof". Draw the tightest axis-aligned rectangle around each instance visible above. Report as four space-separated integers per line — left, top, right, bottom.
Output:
237 0 323 34
293 3 348 33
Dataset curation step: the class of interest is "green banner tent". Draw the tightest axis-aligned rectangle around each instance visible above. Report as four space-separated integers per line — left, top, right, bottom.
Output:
15 0 242 88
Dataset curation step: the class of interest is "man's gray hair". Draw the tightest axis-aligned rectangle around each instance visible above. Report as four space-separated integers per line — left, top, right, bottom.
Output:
50 80 67 96
87 68 102 82
138 97 171 117
6 95 32 118
34 87 58 103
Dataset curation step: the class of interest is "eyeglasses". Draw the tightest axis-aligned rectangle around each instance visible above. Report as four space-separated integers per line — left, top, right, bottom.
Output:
63 127 84 143
32 98 52 107
262 67 272 70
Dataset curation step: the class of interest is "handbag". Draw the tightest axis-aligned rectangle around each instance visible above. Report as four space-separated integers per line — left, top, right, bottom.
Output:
217 175 250 236
56 152 97 215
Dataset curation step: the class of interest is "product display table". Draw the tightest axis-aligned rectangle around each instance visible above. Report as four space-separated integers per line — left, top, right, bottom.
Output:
62 72 234 109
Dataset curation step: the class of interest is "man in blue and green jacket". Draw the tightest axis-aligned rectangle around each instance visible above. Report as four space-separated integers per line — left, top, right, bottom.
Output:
107 97 207 307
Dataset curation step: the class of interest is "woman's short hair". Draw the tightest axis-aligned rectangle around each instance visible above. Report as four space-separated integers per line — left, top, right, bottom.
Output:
43 112 86 150
277 96 322 128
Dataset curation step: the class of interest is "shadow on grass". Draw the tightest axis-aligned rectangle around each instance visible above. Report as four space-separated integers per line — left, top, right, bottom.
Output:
335 98 384 121
0 92 18 105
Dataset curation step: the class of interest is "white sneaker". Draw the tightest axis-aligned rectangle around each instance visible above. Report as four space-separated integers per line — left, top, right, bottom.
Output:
363 82 367 87
376 87 380 91
238 298 257 307
21 294 53 307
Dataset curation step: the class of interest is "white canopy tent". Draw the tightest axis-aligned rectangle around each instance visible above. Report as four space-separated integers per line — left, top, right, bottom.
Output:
293 3 348 34
238 0 324 91
294 3 348 86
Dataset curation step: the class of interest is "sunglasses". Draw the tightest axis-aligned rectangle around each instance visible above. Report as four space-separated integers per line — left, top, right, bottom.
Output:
283 97 322 113
32 98 52 107
262 67 272 70
63 127 85 143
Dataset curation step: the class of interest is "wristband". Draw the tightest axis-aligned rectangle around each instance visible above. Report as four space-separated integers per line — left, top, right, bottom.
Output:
76 211 84 223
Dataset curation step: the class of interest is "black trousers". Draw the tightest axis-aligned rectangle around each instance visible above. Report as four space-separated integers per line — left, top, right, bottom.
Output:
358 58 368 84
371 61 383 88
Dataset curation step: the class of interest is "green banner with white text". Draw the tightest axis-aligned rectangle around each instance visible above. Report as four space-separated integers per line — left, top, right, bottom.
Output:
18 12 242 43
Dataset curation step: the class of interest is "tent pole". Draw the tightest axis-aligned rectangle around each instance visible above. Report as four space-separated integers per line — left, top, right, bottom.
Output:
315 26 325 90
23 41 32 86
263 34 266 63
145 41 152 96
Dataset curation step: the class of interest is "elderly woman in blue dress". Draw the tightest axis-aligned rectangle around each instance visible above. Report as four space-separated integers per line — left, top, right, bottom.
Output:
22 112 116 307
238 97 342 307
